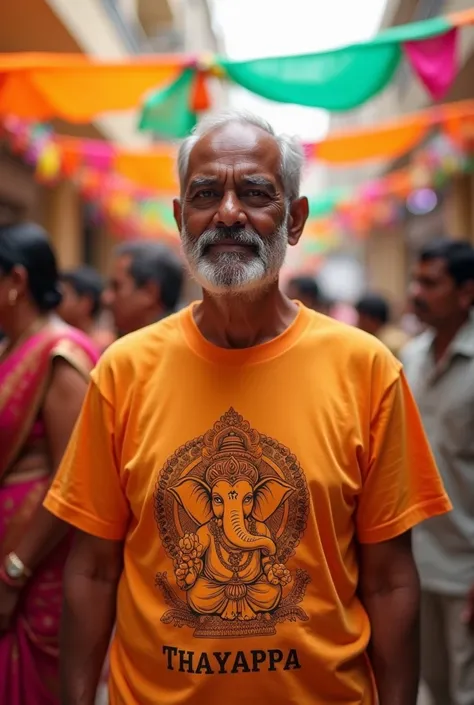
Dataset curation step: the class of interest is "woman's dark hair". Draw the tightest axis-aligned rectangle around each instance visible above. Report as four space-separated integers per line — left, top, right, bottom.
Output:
0 222 62 312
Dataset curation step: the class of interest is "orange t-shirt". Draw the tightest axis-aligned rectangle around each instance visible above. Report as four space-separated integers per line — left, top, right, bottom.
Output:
45 303 450 705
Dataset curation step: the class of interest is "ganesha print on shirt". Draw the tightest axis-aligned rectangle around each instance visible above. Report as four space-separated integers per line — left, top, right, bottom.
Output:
154 408 310 638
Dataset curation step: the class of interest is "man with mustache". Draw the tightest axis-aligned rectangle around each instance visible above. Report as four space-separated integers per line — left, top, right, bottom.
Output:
402 239 474 705
43 112 449 705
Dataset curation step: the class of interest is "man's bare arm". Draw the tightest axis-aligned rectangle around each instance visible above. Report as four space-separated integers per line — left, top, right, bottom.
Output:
359 531 420 705
60 531 123 705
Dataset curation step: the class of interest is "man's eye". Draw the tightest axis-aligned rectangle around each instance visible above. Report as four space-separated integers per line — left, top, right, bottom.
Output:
246 189 265 197
196 190 216 198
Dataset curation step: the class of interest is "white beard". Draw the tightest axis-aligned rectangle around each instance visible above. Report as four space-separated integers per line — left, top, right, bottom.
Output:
180 222 288 296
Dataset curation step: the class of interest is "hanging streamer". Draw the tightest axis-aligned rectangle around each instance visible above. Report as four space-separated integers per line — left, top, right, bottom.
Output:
403 28 459 100
138 68 198 139
0 11 471 129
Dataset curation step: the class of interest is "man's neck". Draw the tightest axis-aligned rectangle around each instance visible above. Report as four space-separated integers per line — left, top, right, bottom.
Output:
433 312 470 362
194 283 299 349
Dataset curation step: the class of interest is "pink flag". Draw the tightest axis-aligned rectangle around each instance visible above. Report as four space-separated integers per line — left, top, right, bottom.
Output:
82 140 114 171
403 28 458 101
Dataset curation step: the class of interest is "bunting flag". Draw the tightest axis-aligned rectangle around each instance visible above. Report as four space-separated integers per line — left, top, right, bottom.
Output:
57 135 179 192
0 117 179 240
0 10 472 134
305 132 474 248
26 99 474 196
139 68 198 139
140 8 474 136
307 100 474 164
216 11 473 111
0 53 189 122
56 99 474 188
1 103 473 246
3 99 474 243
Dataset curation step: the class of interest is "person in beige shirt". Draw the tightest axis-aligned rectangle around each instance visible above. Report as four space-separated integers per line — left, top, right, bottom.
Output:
402 239 474 705
355 293 410 359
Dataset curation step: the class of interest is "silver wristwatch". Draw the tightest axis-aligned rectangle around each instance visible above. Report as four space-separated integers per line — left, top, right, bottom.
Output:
4 552 32 580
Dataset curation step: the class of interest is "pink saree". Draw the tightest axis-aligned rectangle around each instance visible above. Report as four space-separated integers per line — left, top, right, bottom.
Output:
0 326 99 705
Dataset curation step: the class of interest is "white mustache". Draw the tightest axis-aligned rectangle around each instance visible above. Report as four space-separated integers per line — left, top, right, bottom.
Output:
194 228 265 258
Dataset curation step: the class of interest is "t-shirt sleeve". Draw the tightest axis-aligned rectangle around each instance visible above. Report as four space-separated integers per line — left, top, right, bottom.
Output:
356 368 452 544
44 373 129 540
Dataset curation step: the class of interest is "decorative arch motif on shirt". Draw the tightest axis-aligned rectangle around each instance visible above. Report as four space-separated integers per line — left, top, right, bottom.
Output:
154 408 310 639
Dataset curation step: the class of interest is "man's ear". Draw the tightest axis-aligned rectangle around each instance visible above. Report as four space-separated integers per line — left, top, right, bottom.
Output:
173 198 182 233
287 196 309 247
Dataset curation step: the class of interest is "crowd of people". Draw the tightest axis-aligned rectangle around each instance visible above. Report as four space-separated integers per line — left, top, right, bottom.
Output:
0 110 473 705
0 224 183 703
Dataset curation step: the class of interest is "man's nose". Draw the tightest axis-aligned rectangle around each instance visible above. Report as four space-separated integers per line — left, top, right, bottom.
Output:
215 191 246 228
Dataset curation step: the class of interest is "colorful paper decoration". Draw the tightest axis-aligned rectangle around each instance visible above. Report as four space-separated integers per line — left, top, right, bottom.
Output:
0 118 179 240
13 99 472 198
0 10 471 132
404 27 458 100
215 14 471 111
139 68 198 139
306 132 473 248
140 9 473 133
308 101 474 164
0 53 188 122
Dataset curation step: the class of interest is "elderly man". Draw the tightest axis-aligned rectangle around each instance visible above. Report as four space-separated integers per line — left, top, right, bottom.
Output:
44 112 450 705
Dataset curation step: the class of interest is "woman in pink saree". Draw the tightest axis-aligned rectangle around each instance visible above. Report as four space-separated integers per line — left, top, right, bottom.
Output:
0 223 99 704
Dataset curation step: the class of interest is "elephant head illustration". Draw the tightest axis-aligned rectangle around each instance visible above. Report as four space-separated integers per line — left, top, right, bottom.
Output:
169 455 294 557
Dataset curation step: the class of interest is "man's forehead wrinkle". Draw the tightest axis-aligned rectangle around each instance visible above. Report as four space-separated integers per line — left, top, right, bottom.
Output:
187 123 280 175
205 120 278 151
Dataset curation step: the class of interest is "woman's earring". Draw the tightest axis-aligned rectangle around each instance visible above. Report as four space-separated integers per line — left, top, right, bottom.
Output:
8 289 18 306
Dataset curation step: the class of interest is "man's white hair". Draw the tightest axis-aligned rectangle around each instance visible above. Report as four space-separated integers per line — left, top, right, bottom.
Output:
177 110 304 201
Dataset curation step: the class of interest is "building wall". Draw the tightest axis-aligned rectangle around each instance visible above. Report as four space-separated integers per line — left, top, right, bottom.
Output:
0 153 39 226
41 181 83 269
365 225 409 304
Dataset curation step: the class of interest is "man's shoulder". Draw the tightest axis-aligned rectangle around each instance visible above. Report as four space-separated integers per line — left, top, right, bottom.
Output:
94 309 186 378
305 309 400 361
